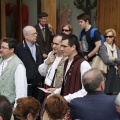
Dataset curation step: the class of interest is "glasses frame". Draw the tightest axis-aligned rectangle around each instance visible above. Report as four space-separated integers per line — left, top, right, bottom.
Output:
62 29 70 32
104 36 114 38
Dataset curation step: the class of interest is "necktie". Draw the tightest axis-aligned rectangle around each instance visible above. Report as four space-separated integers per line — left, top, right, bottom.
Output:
42 28 45 41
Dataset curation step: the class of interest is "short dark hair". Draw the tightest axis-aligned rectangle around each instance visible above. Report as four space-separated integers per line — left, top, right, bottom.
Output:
2 38 17 51
0 95 12 120
82 68 104 92
54 33 66 39
62 34 83 56
38 12 48 18
77 13 91 24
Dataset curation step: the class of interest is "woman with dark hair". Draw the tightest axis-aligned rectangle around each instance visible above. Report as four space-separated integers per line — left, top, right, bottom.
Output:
0 95 12 120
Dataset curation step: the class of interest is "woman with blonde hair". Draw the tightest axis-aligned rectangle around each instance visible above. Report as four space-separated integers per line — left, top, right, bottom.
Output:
98 28 120 94
62 24 73 35
14 96 41 120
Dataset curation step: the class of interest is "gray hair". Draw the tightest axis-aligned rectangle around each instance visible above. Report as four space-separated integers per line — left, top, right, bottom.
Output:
115 93 120 106
82 68 104 92
23 26 35 36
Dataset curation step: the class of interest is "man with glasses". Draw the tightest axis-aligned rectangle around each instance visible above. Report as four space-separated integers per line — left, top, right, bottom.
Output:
34 12 54 59
16 26 44 102
0 38 27 108
77 13 102 62
53 34 91 103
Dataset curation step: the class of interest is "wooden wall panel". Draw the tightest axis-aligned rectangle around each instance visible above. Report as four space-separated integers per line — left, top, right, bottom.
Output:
42 0 56 33
1 0 6 40
97 0 120 48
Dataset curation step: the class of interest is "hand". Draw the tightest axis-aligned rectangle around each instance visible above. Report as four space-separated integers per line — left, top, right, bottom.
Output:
84 56 88 60
45 54 55 65
47 92 55 99
43 53 48 58
46 88 56 93
109 56 115 61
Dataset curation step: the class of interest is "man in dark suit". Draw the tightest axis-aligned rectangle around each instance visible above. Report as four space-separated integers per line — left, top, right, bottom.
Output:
70 68 118 120
34 12 54 59
16 26 44 102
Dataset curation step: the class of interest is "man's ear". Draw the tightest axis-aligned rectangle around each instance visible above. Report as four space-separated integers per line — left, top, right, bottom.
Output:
72 45 76 51
0 116 3 120
101 81 105 91
10 48 14 53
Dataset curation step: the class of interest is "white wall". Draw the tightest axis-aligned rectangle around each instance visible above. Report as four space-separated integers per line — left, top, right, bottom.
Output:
22 0 37 26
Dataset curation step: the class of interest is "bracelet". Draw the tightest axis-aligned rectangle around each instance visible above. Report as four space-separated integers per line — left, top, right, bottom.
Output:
86 54 90 59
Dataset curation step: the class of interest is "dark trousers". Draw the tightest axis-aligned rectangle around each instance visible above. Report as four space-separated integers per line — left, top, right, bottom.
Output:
28 84 45 103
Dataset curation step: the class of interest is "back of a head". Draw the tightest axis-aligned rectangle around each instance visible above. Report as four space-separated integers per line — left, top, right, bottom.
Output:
115 93 120 106
82 68 104 92
44 94 69 120
14 96 40 120
0 95 12 120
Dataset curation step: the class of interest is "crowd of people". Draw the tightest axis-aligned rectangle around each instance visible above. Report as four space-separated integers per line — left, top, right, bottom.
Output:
0 12 120 120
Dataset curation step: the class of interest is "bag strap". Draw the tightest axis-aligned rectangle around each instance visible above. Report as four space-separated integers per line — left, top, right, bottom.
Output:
51 69 57 87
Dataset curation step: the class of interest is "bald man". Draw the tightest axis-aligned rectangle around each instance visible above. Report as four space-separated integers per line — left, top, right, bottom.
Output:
16 26 44 102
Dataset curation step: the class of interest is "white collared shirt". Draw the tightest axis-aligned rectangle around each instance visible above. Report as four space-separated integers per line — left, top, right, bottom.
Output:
0 55 27 107
54 60 91 103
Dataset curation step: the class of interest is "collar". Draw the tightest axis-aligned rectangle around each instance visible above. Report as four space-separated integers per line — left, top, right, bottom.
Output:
3 55 14 63
39 23 45 29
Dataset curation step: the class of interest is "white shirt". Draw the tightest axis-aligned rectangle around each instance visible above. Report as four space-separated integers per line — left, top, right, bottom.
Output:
0 55 27 107
38 51 63 86
54 61 91 103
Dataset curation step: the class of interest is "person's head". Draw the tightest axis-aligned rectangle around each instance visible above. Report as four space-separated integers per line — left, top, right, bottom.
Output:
14 97 40 120
44 94 69 120
52 33 66 56
82 68 105 93
0 95 12 120
61 34 82 58
104 28 116 45
23 26 38 44
38 12 48 27
77 13 91 29
115 93 120 113
62 24 73 35
0 38 16 59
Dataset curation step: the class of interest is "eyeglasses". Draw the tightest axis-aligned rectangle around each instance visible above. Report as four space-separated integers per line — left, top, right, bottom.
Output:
29 32 38 36
104 36 114 38
62 29 70 32
0 46 9 50
61 45 69 48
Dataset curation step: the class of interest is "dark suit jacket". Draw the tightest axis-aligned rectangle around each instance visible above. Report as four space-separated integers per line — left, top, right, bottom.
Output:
34 23 53 55
70 92 118 120
16 40 43 85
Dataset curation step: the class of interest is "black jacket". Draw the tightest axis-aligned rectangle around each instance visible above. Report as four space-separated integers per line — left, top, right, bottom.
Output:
16 40 43 85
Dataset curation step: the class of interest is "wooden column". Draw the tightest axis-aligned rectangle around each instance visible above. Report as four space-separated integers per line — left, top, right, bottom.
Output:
1 0 6 40
43 0 56 33
17 0 22 43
